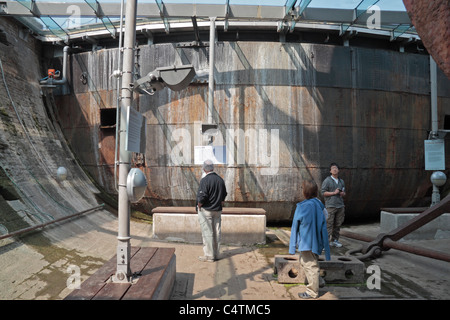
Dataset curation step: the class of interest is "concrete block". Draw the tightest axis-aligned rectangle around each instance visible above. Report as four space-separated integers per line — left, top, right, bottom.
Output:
318 255 365 284
380 211 450 240
274 254 364 284
273 255 306 284
152 208 266 245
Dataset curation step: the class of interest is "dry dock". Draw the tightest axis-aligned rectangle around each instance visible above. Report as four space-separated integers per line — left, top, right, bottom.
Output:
1 209 448 301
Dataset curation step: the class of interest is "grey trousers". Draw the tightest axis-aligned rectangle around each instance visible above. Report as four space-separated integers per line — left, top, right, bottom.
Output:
326 207 345 241
198 207 222 259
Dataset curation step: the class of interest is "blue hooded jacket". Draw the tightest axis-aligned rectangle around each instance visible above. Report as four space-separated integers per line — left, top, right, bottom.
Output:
289 198 331 260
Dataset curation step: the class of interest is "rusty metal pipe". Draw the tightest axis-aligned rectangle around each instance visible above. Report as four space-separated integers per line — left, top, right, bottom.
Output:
386 194 450 242
383 238 450 262
341 230 450 262
340 230 374 243
0 204 105 241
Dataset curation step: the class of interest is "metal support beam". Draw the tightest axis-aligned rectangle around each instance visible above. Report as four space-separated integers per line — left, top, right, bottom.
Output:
15 0 37 15
39 16 70 42
84 0 116 38
390 24 412 41
340 23 351 36
142 28 154 45
430 56 438 137
208 17 215 125
285 0 297 17
191 16 201 45
224 0 230 31
341 29 357 46
155 0 170 34
297 0 312 17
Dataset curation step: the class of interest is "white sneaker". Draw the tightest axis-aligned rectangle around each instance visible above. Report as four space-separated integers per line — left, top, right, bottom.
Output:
333 240 343 248
198 256 215 262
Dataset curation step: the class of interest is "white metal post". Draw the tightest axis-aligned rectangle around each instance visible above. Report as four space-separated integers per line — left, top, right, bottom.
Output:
430 56 438 137
208 17 216 124
113 0 137 283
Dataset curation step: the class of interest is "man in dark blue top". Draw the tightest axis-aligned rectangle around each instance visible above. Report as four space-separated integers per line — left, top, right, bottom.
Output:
197 159 227 262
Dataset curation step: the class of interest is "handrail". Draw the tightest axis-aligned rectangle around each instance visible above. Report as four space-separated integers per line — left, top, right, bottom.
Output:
0 204 105 241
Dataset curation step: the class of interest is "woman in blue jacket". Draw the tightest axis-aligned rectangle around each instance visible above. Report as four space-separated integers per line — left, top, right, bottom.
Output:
289 179 331 299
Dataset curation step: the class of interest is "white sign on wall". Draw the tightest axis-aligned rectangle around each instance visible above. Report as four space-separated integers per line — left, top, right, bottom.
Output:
125 106 147 154
424 139 445 171
194 145 226 164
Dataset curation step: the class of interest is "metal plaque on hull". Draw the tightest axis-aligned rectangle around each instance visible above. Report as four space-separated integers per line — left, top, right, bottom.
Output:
425 139 445 171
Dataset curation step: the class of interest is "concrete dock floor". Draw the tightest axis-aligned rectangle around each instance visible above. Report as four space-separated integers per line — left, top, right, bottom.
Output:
0 208 449 301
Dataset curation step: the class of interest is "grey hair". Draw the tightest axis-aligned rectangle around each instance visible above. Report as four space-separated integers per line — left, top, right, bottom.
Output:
202 159 214 172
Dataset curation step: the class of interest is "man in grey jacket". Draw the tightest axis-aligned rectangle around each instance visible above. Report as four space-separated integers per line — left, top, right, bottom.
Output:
321 163 346 248
196 159 227 262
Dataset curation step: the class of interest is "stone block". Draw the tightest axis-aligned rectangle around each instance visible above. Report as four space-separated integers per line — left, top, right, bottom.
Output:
274 254 364 284
380 211 450 240
151 207 266 245
318 255 365 284
274 255 306 284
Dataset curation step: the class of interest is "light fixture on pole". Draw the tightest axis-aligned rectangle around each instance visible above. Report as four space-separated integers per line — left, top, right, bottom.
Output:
132 64 196 95
431 171 447 206
127 168 147 203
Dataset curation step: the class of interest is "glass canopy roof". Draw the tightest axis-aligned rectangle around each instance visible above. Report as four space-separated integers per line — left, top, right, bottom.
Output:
1 0 417 43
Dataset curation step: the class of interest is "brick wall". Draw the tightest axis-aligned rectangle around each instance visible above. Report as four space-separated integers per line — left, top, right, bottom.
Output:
403 0 450 78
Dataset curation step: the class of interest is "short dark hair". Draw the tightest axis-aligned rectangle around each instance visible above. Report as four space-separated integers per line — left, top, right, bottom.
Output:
302 179 318 200
330 162 339 170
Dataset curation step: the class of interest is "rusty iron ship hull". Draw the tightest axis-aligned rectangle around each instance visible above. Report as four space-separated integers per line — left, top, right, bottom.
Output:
49 35 450 222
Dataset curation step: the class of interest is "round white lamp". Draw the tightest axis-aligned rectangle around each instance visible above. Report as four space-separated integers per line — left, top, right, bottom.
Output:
430 171 447 206
56 167 68 181
126 168 147 203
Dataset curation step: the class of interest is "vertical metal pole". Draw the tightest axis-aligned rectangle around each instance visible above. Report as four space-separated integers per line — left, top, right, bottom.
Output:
113 0 137 283
430 56 438 137
429 56 442 207
431 183 440 206
208 17 216 124
114 0 125 193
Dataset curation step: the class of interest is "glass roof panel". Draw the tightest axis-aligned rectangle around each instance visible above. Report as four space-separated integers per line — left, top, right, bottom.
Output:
5 0 416 42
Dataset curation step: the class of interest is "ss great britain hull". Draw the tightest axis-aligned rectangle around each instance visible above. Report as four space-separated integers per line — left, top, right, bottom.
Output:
53 39 450 222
